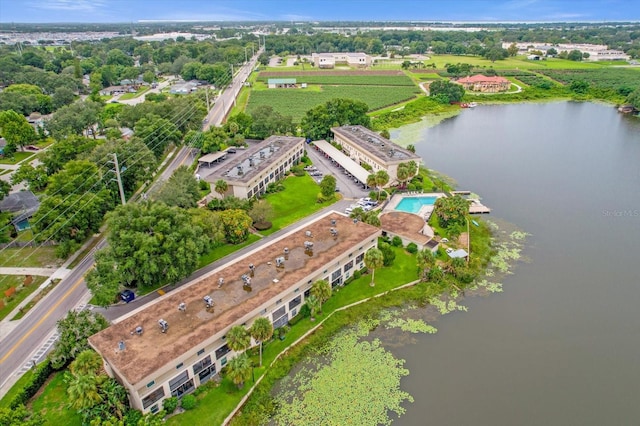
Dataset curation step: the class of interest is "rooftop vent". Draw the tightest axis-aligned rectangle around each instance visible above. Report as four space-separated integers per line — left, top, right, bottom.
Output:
134 326 143 336
118 341 126 351
178 302 186 312
330 228 338 237
269 144 275 153
249 263 255 276
218 277 224 288
158 319 169 333
304 241 314 251
259 151 265 159
236 165 243 175
275 256 285 268
331 219 336 226
242 274 252 286
204 295 214 309
305 230 312 237
248 157 255 167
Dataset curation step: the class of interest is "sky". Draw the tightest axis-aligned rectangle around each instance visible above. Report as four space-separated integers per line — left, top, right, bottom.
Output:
0 0 639 24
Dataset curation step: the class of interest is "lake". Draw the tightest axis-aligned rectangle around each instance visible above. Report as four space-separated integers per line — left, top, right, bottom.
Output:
391 102 640 425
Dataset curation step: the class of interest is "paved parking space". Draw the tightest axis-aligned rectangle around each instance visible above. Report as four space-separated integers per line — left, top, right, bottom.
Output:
305 145 369 200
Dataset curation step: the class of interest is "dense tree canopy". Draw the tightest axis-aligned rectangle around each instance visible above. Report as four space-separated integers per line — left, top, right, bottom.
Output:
433 195 470 229
429 80 465 104
0 109 38 155
87 202 209 304
48 310 109 369
133 114 182 158
154 165 201 208
301 98 371 141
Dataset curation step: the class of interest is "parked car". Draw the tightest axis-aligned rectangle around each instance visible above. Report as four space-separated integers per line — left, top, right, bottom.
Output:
120 290 135 303
227 148 237 153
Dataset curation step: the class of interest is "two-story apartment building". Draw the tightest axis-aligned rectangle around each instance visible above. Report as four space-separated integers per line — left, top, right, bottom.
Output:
88 212 381 413
204 136 305 199
311 52 372 68
331 125 422 186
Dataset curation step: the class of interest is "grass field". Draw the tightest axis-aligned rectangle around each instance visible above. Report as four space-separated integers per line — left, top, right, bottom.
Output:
0 245 60 268
257 73 415 86
538 67 640 91
30 371 82 426
423 54 615 70
0 151 36 165
247 85 420 121
262 174 337 235
0 275 47 321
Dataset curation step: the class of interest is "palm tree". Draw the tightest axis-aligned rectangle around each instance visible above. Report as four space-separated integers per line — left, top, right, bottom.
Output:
366 173 377 192
407 144 416 153
416 249 436 281
99 377 127 420
66 372 103 410
407 160 419 178
69 349 103 377
226 353 252 389
305 294 320 321
364 247 384 287
375 170 390 200
396 164 410 189
214 179 228 198
249 317 273 367
226 325 251 353
311 279 332 313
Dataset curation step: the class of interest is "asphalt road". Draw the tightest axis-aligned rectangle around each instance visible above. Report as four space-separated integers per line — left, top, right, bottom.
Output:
305 146 370 201
0 49 265 396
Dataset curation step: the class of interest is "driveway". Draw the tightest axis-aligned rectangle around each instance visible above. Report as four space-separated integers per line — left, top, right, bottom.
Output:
305 145 369 200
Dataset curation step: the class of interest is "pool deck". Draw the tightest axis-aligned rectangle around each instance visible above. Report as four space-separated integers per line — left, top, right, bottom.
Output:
384 192 446 221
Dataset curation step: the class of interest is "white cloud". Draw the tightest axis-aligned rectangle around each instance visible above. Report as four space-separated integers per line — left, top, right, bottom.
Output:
280 14 313 21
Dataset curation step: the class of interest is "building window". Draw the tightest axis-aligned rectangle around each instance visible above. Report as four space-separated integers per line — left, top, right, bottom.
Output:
272 306 286 321
344 260 354 272
198 363 217 384
304 288 311 298
192 355 212 375
150 404 159 414
215 344 230 360
356 253 364 264
221 357 227 366
197 349 205 356
289 295 301 310
273 314 289 329
331 269 341 281
169 371 194 398
142 387 165 409
146 380 155 388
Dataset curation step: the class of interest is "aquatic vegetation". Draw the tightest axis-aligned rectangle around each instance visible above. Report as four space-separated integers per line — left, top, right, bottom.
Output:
273 326 413 426
386 318 438 334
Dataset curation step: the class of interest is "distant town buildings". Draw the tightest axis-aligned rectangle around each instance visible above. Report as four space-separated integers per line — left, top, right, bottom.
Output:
204 136 305 199
457 75 511 93
331 125 422 186
502 42 630 61
311 52 372 68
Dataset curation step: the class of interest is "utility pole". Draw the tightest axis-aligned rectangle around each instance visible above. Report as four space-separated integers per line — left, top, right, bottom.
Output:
111 153 126 205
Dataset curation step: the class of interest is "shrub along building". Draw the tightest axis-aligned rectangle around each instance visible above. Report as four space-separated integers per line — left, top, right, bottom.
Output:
88 212 381 414
331 125 422 186
204 135 304 199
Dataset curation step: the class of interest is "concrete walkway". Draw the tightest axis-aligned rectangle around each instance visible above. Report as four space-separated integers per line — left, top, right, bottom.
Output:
0 267 61 277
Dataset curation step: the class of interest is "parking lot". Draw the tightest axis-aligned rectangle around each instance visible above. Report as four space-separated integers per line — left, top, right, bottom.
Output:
305 145 370 200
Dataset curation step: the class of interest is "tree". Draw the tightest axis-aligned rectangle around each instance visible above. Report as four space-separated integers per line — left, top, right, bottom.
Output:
248 200 273 227
305 294 320 321
547 47 558 56
301 98 371 141
0 110 38 155
507 43 519 57
225 353 252 389
569 80 590 94
49 310 109 369
214 179 228 197
396 163 410 189
429 80 465 104
417 249 436 281
0 180 10 202
366 173 377 191
154 166 200 208
10 163 48 192
142 71 155 84
69 350 103 377
319 174 336 197
484 47 508 62
51 86 75 110
66 372 103 410
375 170 390 199
42 136 98 175
311 279 331 314
567 49 583 61
379 129 390 139
134 114 182 158
349 207 381 227
626 88 640 110
219 209 253 244
433 195 470 230
364 247 384 287
226 325 251 354
46 100 102 138
378 241 396 267
0 404 44 426
407 160 419 178
249 317 273 367
87 202 208 303
249 105 294 139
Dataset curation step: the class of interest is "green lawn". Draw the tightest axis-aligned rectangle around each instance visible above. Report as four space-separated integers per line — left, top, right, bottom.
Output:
256 73 415 86
0 368 34 409
167 246 419 426
197 233 262 269
0 275 46 321
261 175 337 235
30 371 82 426
423 54 612 70
247 85 420 121
0 151 36 165
0 245 61 268
118 86 150 100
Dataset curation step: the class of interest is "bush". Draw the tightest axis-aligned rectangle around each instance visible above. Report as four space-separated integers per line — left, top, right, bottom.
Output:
290 165 305 176
406 243 418 254
391 236 403 247
353 270 362 280
253 221 272 231
124 409 143 426
181 394 197 410
163 396 179 414
10 359 54 408
298 303 311 318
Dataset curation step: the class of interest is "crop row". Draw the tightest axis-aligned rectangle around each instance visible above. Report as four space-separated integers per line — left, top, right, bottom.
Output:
256 74 415 86
247 85 421 121
538 69 640 91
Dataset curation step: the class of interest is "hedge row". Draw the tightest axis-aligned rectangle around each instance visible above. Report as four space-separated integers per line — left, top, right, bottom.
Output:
10 360 54 409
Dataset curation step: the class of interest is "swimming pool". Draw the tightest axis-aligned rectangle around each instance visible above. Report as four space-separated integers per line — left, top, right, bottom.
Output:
395 196 438 214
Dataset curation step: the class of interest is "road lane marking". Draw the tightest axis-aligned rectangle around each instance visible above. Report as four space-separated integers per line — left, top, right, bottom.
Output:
0 274 86 364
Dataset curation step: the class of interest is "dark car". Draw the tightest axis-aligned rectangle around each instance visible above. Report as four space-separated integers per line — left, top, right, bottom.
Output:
227 148 237 154
120 290 135 303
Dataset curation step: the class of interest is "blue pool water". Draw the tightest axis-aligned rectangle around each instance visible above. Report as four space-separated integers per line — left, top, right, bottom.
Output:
394 196 438 214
